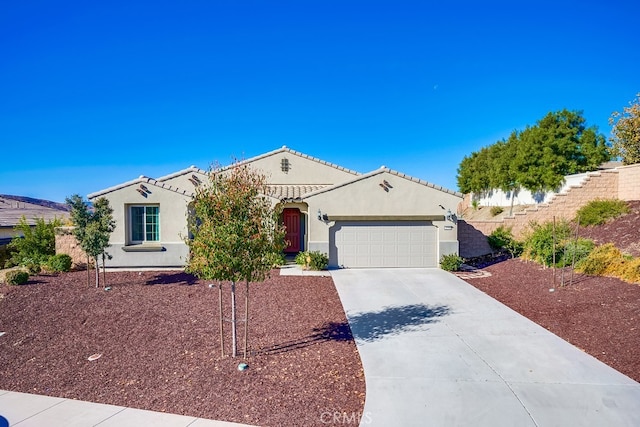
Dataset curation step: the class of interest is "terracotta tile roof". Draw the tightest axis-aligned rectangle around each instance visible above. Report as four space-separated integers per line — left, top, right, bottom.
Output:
302 167 463 199
265 185 328 201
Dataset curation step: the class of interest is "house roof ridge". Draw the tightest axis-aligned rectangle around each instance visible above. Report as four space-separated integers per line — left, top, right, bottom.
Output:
156 165 208 182
219 147 361 176
88 176 195 199
383 167 463 197
302 167 462 199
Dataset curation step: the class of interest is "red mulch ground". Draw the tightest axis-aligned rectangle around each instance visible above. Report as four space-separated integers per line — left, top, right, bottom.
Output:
464 200 640 383
0 270 365 426
464 259 640 382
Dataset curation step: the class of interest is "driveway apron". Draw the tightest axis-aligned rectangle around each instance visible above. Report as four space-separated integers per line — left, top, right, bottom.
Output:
331 268 640 427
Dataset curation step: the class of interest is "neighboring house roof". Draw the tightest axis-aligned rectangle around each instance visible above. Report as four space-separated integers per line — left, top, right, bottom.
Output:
302 167 463 199
87 176 196 200
0 196 68 228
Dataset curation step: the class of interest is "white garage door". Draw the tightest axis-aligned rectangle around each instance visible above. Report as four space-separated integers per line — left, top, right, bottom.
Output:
332 221 438 268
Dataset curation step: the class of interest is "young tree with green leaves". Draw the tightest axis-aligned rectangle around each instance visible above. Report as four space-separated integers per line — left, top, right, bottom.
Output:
185 162 286 358
66 195 115 288
609 93 640 165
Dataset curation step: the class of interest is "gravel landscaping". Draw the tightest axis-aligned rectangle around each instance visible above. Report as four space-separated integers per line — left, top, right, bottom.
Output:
0 270 365 426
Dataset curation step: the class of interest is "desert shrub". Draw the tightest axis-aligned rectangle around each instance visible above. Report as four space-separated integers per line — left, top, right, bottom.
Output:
576 244 623 276
521 220 572 267
23 258 43 274
487 226 522 257
45 254 73 272
265 252 286 267
294 251 329 270
619 258 640 283
560 238 595 266
5 270 29 286
440 254 464 271
490 206 504 216
471 199 479 210
294 251 308 266
308 251 329 270
574 199 630 226
576 244 640 283
8 216 62 270
0 245 16 268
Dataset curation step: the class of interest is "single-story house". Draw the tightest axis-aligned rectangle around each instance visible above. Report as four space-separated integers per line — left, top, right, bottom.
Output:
88 147 462 269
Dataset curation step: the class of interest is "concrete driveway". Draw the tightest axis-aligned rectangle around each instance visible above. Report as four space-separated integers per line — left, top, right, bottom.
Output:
331 268 640 427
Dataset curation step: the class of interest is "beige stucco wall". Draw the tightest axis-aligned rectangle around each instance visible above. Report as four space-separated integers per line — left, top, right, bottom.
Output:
303 170 462 265
245 151 359 185
93 180 192 268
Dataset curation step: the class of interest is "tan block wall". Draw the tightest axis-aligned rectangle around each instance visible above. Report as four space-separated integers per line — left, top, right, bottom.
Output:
618 163 640 201
458 220 501 258
459 169 625 257
55 227 89 269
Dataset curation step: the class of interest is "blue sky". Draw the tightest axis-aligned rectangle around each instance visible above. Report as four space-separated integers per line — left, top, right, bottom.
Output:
1 0 638 202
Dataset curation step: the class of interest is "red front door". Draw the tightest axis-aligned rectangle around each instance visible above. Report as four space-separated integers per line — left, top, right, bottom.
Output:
283 208 301 253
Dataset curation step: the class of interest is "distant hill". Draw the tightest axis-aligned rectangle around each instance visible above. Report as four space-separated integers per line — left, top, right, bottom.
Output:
0 195 69 212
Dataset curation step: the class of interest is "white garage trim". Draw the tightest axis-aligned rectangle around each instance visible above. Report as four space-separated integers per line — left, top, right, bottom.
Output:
330 221 438 268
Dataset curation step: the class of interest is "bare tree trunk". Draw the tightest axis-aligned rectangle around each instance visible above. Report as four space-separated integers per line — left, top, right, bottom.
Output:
219 282 224 357
231 281 237 358
552 216 556 288
87 255 91 287
509 187 516 217
570 216 580 286
95 257 99 288
244 280 249 359
102 253 106 287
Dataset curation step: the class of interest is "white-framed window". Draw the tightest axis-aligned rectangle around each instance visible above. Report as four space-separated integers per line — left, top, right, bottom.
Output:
130 205 160 243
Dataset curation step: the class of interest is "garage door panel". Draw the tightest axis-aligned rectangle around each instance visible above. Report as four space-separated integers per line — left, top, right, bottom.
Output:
332 221 438 268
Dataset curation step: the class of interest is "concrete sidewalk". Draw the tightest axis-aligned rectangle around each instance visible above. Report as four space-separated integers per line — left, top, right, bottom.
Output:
0 389 253 427
331 268 640 427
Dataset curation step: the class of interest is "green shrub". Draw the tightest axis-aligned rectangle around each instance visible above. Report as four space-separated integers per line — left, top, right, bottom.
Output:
487 226 522 257
294 251 308 266
440 254 464 271
0 245 15 269
308 251 329 270
521 220 572 267
8 216 61 268
265 252 286 267
6 270 29 286
23 258 42 275
490 206 504 216
560 238 595 266
294 251 329 270
45 254 73 272
575 199 630 226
